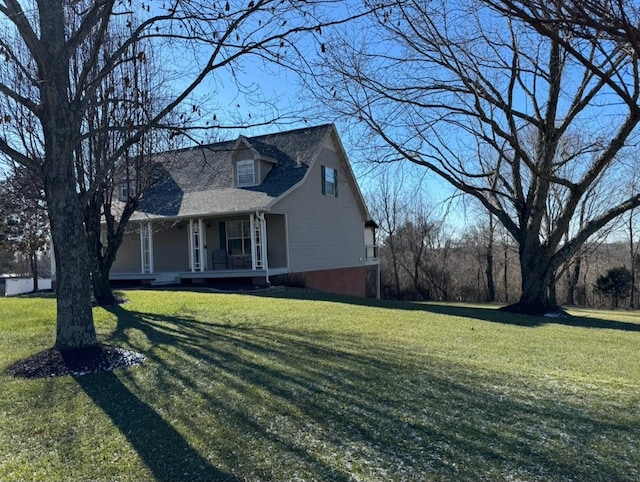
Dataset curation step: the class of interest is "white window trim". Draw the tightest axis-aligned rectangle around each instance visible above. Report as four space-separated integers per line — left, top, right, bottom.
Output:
236 159 256 186
225 219 252 256
323 166 337 196
119 181 134 201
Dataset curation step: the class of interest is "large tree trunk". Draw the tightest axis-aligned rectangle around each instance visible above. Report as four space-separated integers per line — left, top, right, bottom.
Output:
36 0 98 351
47 182 98 350
91 264 116 306
42 10 96 348
85 198 117 306
501 238 559 315
84 191 139 306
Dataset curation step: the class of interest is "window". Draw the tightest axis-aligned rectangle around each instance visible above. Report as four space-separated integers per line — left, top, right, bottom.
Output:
236 159 255 186
226 220 251 255
118 179 136 200
321 165 338 197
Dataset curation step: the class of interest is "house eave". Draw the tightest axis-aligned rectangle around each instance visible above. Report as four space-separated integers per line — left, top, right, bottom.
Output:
127 207 271 223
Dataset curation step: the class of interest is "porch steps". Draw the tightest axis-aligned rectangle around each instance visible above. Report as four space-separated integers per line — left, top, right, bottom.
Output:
151 272 180 286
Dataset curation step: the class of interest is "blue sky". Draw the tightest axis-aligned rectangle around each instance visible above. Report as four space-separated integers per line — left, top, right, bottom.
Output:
184 62 466 234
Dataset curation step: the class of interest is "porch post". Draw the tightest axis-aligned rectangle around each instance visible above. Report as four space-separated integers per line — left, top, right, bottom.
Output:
198 218 205 272
259 212 269 282
188 219 194 272
139 224 144 273
139 222 153 274
147 221 154 274
250 213 256 270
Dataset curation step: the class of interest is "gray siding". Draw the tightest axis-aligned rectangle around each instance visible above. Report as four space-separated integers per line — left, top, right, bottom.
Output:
257 159 273 184
271 136 366 273
265 214 287 269
111 230 141 273
153 227 189 272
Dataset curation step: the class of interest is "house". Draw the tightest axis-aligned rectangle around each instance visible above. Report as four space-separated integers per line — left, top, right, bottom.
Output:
108 124 379 297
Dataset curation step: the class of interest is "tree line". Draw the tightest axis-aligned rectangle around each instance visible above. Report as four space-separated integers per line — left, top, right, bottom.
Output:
367 172 640 310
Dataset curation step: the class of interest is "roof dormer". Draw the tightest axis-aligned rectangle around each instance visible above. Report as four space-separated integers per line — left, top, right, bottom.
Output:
231 136 276 187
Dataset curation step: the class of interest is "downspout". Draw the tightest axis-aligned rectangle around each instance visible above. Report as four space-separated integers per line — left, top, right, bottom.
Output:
256 211 269 285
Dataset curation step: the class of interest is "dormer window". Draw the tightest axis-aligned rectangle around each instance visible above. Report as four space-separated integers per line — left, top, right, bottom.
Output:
236 159 255 186
118 179 136 201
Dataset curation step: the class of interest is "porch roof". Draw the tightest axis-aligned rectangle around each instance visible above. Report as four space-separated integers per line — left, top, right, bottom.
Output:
129 188 274 221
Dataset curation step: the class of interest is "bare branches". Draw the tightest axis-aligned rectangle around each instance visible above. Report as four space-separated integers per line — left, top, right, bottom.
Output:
312 0 640 309
0 0 375 341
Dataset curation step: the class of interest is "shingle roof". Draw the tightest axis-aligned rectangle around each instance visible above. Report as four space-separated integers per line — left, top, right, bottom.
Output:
130 124 333 220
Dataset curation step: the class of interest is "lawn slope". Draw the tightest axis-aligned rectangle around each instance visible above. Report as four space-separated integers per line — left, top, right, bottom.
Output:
1 290 639 481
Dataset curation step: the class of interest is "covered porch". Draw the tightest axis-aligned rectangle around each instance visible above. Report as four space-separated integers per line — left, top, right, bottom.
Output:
109 211 288 285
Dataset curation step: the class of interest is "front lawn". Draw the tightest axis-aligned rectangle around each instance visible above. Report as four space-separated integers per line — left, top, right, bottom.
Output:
1 290 639 481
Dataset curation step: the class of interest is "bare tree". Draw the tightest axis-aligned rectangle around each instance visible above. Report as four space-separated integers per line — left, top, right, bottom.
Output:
365 170 411 298
0 166 49 290
465 213 498 302
621 169 640 308
485 213 497 303
395 215 441 299
315 0 640 314
0 0 370 354
76 21 172 306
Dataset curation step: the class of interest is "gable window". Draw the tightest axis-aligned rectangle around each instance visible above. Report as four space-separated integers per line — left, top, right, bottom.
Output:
236 159 255 186
321 165 338 197
118 179 136 201
226 220 251 255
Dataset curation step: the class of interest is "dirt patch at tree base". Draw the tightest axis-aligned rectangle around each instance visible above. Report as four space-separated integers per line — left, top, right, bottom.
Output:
4 345 146 379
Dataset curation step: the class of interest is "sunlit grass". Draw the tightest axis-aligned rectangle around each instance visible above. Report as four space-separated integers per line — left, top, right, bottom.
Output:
1 290 639 481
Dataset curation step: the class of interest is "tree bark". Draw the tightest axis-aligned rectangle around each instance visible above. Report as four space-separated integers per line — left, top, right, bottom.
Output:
86 223 117 306
47 181 98 350
84 188 139 306
549 275 557 306
91 263 116 306
501 238 558 315
84 197 117 306
39 0 97 350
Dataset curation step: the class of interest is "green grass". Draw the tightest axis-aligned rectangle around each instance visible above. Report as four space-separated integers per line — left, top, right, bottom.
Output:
1 290 639 481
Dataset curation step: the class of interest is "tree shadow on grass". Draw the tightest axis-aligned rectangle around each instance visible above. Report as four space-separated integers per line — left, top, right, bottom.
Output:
254 289 640 332
101 302 639 481
75 370 238 482
105 304 356 481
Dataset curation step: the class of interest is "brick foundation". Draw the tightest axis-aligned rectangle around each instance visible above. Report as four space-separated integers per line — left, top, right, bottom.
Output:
299 266 367 297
